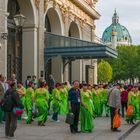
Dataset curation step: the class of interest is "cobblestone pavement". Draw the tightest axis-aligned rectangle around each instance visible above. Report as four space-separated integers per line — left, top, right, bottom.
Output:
0 116 136 140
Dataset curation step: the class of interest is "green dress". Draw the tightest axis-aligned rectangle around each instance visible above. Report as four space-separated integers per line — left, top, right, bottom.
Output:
126 92 136 122
92 89 102 117
101 89 110 116
135 92 140 120
80 90 95 132
60 88 68 115
52 88 61 113
34 88 49 123
25 87 34 124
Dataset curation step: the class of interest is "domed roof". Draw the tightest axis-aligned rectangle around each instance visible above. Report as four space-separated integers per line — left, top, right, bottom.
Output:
102 10 132 45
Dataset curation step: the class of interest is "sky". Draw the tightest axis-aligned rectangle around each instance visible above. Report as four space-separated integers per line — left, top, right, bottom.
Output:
96 0 140 45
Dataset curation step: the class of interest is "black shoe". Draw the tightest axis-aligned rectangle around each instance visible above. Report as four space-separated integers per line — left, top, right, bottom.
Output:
112 129 121 132
71 131 76 134
76 130 81 133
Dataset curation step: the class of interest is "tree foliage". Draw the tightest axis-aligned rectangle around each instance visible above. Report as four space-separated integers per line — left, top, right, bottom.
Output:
98 60 112 83
106 45 140 83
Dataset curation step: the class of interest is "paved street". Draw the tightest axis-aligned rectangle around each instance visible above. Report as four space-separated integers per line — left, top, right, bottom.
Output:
126 124 140 140
0 116 137 140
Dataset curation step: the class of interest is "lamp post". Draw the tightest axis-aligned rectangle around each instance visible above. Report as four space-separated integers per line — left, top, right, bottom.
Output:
12 12 26 82
13 13 26 27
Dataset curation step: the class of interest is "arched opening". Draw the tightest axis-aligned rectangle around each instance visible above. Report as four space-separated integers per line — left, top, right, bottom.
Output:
7 0 35 82
69 22 80 38
45 8 62 35
68 22 80 82
45 8 62 83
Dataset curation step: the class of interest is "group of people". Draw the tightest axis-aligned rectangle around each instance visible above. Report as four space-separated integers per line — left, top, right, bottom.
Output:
1 73 140 138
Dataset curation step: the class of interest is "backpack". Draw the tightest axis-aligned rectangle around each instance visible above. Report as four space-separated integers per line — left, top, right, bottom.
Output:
1 90 14 112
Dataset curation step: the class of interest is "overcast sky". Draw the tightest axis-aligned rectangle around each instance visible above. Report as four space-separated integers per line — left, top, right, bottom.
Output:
96 0 140 45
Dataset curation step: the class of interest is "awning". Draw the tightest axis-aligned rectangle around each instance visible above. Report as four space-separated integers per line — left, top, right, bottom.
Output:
44 32 117 63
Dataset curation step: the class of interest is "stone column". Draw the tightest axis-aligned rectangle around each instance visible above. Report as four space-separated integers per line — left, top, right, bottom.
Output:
22 26 38 82
37 0 45 78
0 0 8 76
52 56 63 83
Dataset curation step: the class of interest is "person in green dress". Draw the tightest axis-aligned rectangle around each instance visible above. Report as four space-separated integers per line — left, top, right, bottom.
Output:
51 83 62 122
81 84 95 132
25 82 34 124
34 82 49 126
92 85 102 117
101 84 110 117
134 86 140 120
60 83 68 115
126 87 136 124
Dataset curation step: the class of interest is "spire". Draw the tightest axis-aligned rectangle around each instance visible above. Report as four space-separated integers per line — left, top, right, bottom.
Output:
112 9 119 24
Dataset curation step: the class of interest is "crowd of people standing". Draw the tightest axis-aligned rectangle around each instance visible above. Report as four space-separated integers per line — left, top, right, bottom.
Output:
1 73 140 138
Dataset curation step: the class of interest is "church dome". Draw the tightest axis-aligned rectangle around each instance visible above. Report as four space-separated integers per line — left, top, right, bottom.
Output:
102 10 132 46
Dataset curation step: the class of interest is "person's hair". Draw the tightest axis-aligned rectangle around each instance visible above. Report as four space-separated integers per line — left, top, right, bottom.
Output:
32 75 36 78
72 80 79 85
39 82 44 88
123 85 128 90
27 75 31 79
55 83 61 88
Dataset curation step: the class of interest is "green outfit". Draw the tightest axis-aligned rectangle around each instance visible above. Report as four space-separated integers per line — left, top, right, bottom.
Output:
135 92 140 120
60 88 68 115
92 89 102 117
101 89 110 117
80 90 95 132
52 88 61 113
126 92 136 122
25 87 34 124
34 88 49 123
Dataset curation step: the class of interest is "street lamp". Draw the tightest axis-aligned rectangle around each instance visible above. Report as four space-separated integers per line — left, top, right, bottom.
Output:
13 13 26 27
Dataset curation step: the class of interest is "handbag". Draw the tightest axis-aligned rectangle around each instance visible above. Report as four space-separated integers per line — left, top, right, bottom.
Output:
113 112 121 128
13 107 23 117
126 105 134 116
65 113 74 125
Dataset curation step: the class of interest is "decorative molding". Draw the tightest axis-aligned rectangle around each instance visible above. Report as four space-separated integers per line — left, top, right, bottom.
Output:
35 0 40 10
44 0 48 13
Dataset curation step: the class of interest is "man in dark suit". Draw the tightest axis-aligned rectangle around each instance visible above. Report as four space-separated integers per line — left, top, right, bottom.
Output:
68 80 81 134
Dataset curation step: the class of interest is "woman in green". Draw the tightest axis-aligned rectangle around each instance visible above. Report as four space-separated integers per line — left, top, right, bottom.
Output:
81 84 95 132
25 82 34 124
134 87 140 120
60 83 68 115
126 88 136 124
101 85 110 117
92 85 102 117
34 82 49 126
51 83 62 122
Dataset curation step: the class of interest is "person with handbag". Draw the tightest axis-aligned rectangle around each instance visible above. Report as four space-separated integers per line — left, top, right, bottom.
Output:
68 80 81 134
4 81 23 138
80 84 95 132
107 83 121 132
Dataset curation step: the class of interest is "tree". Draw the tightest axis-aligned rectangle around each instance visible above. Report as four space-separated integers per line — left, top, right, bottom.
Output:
106 45 140 84
98 60 112 83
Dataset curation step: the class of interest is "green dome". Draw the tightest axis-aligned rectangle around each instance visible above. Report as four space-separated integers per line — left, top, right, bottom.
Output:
102 10 132 45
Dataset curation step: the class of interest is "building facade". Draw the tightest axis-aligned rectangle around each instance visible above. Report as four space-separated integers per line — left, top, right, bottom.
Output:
0 0 100 84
